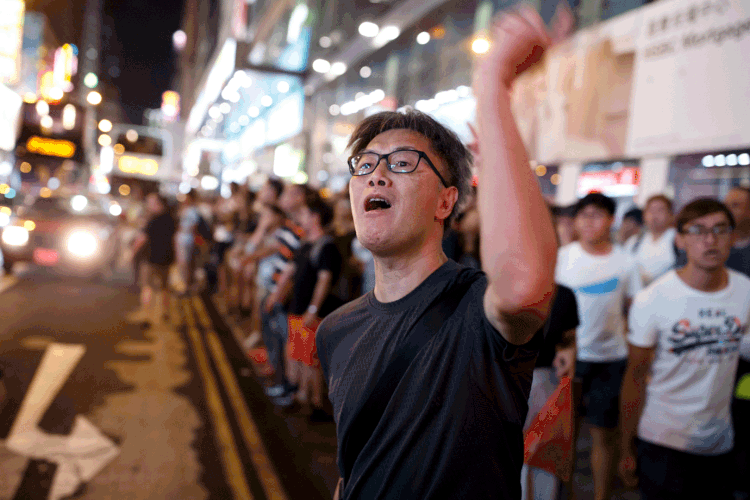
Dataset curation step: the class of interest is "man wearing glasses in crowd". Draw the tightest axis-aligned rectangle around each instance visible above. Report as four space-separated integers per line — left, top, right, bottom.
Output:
620 198 750 500
315 6 558 500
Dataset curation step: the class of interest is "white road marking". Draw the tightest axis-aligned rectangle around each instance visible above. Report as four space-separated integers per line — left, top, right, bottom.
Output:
5 343 120 500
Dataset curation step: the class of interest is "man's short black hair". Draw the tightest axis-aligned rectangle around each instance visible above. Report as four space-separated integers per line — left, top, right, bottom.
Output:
623 208 643 225
347 109 473 226
306 194 334 228
676 198 736 233
574 193 616 217
267 177 284 199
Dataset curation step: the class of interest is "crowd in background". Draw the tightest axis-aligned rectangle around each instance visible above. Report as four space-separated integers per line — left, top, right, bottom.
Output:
123 174 750 499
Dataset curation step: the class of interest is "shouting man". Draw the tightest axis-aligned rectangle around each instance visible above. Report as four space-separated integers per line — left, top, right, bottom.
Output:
316 7 558 499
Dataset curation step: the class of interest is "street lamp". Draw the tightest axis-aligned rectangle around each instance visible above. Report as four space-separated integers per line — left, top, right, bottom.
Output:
87 91 102 105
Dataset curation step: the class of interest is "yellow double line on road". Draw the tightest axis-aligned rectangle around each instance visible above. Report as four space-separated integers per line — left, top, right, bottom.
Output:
177 296 289 500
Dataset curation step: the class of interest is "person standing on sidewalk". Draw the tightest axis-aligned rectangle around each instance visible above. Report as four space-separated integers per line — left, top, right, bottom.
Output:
555 192 642 500
620 198 750 500
130 192 177 328
317 7 558 499
631 195 677 287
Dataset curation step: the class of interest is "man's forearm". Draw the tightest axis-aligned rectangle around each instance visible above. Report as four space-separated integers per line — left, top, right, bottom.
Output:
620 362 648 447
308 272 333 312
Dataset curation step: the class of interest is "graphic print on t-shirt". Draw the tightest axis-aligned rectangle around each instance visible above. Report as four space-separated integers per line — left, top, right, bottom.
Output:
577 277 619 295
667 310 745 360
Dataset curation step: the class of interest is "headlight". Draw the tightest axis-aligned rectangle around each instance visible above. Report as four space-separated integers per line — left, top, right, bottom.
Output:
2 226 29 246
67 230 98 258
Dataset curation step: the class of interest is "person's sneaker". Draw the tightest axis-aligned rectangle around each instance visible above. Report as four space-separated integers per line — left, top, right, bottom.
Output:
309 408 334 423
272 394 295 408
264 384 286 397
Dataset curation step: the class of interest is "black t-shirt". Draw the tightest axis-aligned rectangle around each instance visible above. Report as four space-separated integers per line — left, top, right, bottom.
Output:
146 212 176 265
288 236 343 317
317 260 542 500
535 284 579 368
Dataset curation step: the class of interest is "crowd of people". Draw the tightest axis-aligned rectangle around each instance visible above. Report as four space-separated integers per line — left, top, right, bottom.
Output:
120 7 750 500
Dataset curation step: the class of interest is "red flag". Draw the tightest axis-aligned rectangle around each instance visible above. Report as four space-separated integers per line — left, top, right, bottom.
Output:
287 314 322 367
524 376 575 482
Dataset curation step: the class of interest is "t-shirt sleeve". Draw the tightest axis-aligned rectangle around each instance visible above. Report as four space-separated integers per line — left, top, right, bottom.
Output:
316 242 342 279
627 291 659 348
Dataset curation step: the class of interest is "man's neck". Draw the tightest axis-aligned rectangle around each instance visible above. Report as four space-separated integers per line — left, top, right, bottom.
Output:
677 263 728 292
580 239 612 256
373 244 448 303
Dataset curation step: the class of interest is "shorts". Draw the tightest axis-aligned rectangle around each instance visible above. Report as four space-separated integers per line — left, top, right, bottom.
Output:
142 263 170 289
636 438 733 500
575 359 626 429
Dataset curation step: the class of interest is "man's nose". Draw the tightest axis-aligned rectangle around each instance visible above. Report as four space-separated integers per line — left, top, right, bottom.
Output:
368 158 391 187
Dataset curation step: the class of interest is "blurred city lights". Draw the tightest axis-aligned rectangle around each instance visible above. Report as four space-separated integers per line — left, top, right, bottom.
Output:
40 115 53 129
312 59 331 73
261 95 273 107
0 184 8 194
113 143 125 155
740 153 750 165
36 101 49 116
359 22 379 38
277 81 290 93
715 154 726 167
0 206 10 215
219 102 231 114
119 184 131 196
173 30 187 51
20 162 31 173
373 26 400 48
201 175 219 190
24 220 36 231
550 173 561 185
84 72 98 88
98 134 112 147
417 31 430 45
5 188 16 199
472 37 491 54
319 36 332 48
330 62 347 76
109 203 122 216
40 187 52 198
360 66 372 78
126 129 139 142
702 155 714 167
329 104 340 116
87 91 102 105
48 87 63 101
23 92 36 103
248 106 260 118
535 165 547 176
62 104 76 130
71 195 88 212
48 178 61 190
98 119 112 132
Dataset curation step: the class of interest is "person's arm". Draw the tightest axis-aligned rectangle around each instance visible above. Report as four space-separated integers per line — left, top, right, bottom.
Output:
474 7 557 345
265 262 296 311
619 343 654 488
303 270 333 327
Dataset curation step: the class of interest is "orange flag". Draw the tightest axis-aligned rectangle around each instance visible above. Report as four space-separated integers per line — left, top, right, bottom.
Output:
523 376 575 482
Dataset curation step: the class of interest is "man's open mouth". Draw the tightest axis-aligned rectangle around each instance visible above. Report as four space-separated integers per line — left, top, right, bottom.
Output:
365 196 392 212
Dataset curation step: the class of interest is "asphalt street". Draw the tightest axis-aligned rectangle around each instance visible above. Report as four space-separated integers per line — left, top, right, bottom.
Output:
0 265 338 500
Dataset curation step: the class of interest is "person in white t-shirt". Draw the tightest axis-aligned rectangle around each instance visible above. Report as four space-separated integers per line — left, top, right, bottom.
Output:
630 195 677 286
555 192 642 500
620 198 750 500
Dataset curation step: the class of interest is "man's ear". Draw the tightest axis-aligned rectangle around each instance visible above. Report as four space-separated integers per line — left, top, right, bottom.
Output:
435 186 459 221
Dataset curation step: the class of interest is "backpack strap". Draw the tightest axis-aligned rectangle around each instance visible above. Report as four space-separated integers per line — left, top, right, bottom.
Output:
339 276 477 494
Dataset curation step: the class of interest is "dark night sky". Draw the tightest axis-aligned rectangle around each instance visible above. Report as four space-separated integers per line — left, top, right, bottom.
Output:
31 0 185 124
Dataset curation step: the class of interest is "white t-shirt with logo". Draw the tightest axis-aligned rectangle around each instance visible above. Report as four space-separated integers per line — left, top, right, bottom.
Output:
556 242 642 362
632 228 677 287
628 270 750 455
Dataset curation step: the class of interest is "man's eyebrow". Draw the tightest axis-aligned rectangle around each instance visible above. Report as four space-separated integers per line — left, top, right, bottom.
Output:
359 146 417 154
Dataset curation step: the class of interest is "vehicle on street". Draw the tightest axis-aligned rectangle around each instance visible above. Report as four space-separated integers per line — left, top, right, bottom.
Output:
0 194 121 279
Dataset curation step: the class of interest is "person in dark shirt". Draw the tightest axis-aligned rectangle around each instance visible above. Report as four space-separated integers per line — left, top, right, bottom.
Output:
522 284 578 499
277 195 342 420
131 192 176 327
316 8 558 499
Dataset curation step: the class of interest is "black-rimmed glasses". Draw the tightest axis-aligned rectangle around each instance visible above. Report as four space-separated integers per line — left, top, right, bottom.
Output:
680 224 733 237
347 149 450 187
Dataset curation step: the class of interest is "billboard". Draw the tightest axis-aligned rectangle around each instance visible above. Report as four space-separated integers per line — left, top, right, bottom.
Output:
509 0 750 163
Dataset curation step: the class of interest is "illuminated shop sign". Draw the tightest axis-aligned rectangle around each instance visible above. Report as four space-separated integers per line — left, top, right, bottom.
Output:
577 163 640 198
26 136 76 158
0 0 25 84
118 155 159 176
